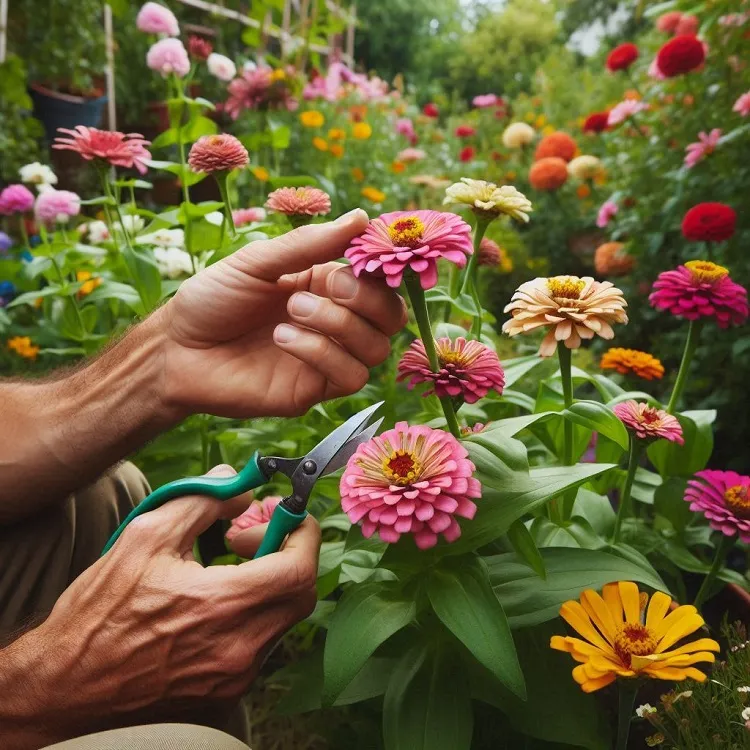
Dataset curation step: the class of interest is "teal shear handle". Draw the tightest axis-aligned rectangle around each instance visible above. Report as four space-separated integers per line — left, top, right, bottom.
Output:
101 452 307 558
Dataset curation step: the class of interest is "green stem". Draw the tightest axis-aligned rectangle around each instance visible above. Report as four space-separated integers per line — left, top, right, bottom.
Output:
18 215 30 251
615 680 639 750
666 320 702 414
693 533 735 609
443 265 460 322
611 439 644 545
201 415 211 475
404 273 461 439
50 256 86 338
216 172 237 242
557 342 574 465
173 75 197 276
460 215 491 339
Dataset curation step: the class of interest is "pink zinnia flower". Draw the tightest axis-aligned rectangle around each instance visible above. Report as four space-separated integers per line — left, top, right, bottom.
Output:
397 337 505 404
136 2 179 36
478 237 501 267
685 128 721 167
613 401 684 444
396 147 426 163
684 470 750 542
607 100 650 126
0 184 35 215
656 11 683 34
733 91 750 117
232 207 266 226
225 496 282 541
649 260 748 327
596 200 619 228
395 118 417 143
340 421 481 549
345 209 473 290
188 134 249 173
265 187 331 218
34 189 81 226
53 126 152 175
675 14 699 36
224 66 297 118
472 94 499 108
146 38 190 78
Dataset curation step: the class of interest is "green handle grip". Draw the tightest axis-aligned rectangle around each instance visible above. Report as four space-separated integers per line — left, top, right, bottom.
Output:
253 504 308 559
101 452 268 556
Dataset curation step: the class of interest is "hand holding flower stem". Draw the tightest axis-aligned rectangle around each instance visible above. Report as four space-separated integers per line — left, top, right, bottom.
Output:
693 532 736 609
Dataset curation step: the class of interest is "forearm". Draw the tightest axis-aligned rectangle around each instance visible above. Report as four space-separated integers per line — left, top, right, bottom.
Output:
0 309 184 523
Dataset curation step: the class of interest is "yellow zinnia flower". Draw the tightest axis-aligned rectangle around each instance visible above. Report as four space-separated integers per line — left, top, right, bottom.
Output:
361 186 385 203
312 137 328 152
300 110 325 128
551 582 720 693
443 178 532 223
7 336 40 360
600 348 664 380
351 167 365 182
270 68 286 81
251 166 269 182
330 144 344 158
352 122 372 140
76 270 102 297
328 128 346 141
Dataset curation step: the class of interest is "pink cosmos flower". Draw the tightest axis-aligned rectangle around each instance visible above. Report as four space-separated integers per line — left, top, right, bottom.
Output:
397 337 505 404
146 38 190 78
472 94 499 108
0 184 35 215
650 261 748 327
733 92 750 117
265 187 331 217
232 207 266 226
685 129 721 168
345 209 473 290
596 200 619 228
684 470 750 542
225 496 282 542
613 401 684 444
608 99 650 126
188 134 249 173
340 421 481 549
53 126 152 175
396 147 426 163
136 2 179 36
34 189 81 226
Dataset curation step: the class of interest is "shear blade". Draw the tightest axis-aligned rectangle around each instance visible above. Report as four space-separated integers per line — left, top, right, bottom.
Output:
321 417 383 476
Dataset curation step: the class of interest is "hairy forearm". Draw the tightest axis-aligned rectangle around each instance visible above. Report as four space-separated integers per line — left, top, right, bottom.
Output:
0 309 183 523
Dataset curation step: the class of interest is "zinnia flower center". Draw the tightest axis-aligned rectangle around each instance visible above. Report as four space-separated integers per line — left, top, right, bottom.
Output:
639 407 661 425
685 260 729 283
439 351 467 367
383 450 422 485
547 276 585 300
388 216 425 248
724 484 750 517
614 623 657 666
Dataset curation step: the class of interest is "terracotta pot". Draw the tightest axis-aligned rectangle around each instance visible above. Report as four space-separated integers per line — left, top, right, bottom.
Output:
29 82 107 142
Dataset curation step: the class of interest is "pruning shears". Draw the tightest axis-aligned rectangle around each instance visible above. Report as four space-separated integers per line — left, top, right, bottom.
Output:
101 402 384 558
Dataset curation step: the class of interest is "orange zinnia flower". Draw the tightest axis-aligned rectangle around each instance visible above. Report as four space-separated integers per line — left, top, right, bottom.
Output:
360 186 385 203
600 348 664 380
7 336 40 360
312 137 328 151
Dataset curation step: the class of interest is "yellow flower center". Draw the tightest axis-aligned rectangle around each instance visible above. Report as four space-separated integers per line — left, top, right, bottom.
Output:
614 623 658 667
547 276 585 300
685 260 729 283
388 216 425 248
724 485 750 518
383 450 422 485
439 351 465 367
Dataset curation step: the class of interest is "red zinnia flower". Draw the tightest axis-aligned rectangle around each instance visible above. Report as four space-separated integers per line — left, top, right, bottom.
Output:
656 35 705 77
188 35 213 61
455 125 476 138
459 145 475 162
53 126 152 175
682 203 736 242
534 131 577 162
606 43 639 72
583 112 610 133
423 102 439 118
188 134 249 173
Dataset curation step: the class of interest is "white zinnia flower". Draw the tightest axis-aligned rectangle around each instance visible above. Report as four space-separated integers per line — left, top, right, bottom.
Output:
568 155 603 180
204 211 224 226
153 246 194 279
502 122 535 149
85 220 112 245
136 228 185 248
207 53 237 82
738 686 750 693
443 178 532 222
115 215 145 235
742 707 750 721
636 704 657 718
19 162 58 190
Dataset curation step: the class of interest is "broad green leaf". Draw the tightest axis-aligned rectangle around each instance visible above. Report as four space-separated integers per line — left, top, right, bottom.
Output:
462 428 529 480
270 124 291 149
322 581 416 704
502 354 546 388
507 519 546 579
83 281 142 311
181 115 219 141
631 466 661 504
427 556 525 699
654 477 691 531
8 285 62 307
648 410 716 478
572 488 616 536
564 400 629 450
179 201 225 220
530 516 605 550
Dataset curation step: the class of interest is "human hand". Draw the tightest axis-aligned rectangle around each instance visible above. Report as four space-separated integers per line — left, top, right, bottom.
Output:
3 465 320 747
159 210 406 418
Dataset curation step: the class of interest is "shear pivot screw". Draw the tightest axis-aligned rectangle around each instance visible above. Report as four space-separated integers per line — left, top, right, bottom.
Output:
302 460 317 475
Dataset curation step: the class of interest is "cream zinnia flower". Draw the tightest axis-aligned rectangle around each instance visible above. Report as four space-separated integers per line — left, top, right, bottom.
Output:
502 276 628 357
502 122 535 148
443 178 532 222
568 155 603 180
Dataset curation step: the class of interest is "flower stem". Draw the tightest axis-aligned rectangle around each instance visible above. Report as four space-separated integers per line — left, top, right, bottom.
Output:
615 680 639 750
460 215 491 339
557 342 574 464
18 215 30 251
666 320 702 414
693 533 735 610
172 75 197 275
611 438 644 545
216 172 237 242
404 272 461 439
50 255 87 339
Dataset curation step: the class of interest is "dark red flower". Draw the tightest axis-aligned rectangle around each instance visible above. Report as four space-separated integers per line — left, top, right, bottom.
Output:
606 43 639 72
682 203 737 242
188 35 213 61
583 111 610 133
455 125 476 138
657 35 705 77
459 145 475 162
423 102 439 118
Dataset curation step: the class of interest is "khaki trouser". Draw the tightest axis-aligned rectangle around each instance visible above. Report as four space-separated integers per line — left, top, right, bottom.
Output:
0 463 251 750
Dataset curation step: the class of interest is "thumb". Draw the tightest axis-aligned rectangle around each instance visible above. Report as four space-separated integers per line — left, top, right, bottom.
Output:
227 208 369 282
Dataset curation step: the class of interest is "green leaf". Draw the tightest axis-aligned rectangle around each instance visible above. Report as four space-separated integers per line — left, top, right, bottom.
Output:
647 410 716 478
427 556 525 699
564 400 629 450
507 519 546 579
181 115 219 142
530 516 605 550
150 128 178 149
462 428 529 481
631 466 661 505
179 201 224 221
79 196 117 207
83 281 142 311
654 477 691 531
7 285 62 307
322 581 416 705
502 354 546 388
270 124 291 150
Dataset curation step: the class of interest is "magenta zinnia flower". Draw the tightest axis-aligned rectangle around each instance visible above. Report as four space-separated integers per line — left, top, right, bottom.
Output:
685 470 750 542
188 134 249 173
34 189 81 226
397 337 505 404
232 207 266 226
613 401 684 445
340 421 481 549
345 210 473 290
265 187 331 217
146 38 190 78
649 261 748 327
596 200 619 228
225 496 282 541
685 129 721 168
53 126 152 175
0 184 35 215
136 2 179 36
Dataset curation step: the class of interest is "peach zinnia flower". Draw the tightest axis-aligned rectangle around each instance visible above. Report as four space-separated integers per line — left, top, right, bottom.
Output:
529 157 568 191
502 276 628 357
534 131 577 162
551 581 719 693
594 242 634 277
346 210 472 290
613 401 684 444
600 348 664 380
265 187 331 222
397 337 505 404
608 99 649 126
53 126 152 175
188 134 249 173
340 422 481 549
684 470 750 543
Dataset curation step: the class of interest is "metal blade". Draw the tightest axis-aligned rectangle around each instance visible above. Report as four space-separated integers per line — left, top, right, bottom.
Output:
321 417 383 476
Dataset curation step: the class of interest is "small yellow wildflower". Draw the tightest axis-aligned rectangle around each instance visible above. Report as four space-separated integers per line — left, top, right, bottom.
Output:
270 69 286 81
330 144 344 158
76 270 102 297
535 114 547 128
351 167 365 182
328 128 346 141
251 166 269 182
312 137 328 152
7 336 40 360
300 110 324 128
352 122 372 140
361 186 385 203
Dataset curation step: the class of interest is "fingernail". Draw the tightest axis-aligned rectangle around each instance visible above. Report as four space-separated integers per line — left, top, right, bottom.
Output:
332 268 358 299
274 324 298 344
334 207 368 225
291 292 319 317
